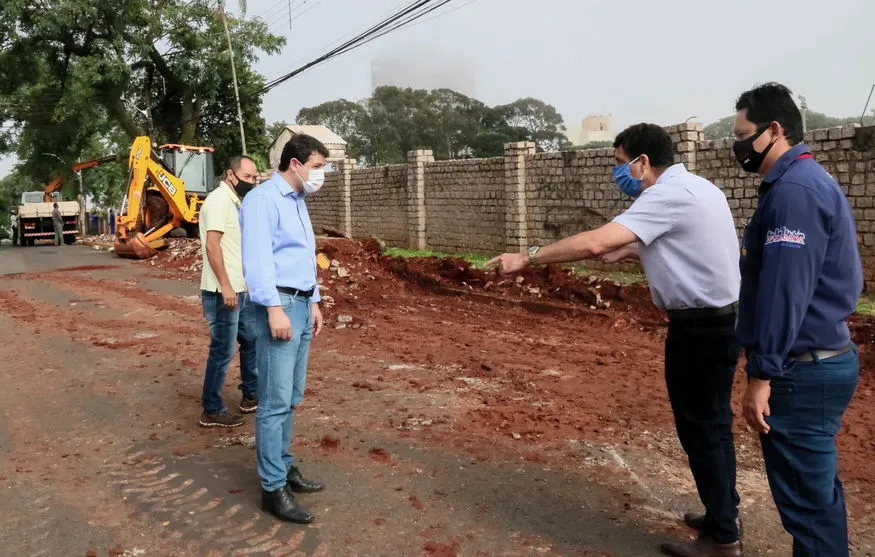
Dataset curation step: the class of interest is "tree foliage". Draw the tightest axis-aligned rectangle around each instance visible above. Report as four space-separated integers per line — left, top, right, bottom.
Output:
295 86 567 166
0 0 284 207
704 110 875 140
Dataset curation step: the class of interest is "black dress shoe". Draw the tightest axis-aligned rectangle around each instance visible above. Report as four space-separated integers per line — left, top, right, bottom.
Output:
287 466 325 493
262 485 314 523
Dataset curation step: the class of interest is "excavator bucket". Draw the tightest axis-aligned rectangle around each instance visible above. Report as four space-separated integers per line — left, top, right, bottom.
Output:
113 232 161 259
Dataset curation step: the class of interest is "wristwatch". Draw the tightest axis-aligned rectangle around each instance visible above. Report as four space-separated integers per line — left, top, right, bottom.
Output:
527 245 540 266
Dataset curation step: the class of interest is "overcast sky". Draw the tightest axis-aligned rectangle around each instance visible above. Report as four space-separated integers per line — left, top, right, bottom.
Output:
2 0 873 175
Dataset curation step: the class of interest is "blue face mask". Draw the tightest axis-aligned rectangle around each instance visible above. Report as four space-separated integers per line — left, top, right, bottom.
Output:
612 156 643 198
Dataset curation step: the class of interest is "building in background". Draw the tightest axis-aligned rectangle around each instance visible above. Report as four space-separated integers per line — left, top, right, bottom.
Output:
371 50 476 97
565 114 616 146
268 125 347 171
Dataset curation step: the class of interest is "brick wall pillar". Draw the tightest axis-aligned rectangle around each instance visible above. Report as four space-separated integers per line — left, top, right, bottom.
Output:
407 149 434 250
672 121 705 172
504 141 536 252
336 157 356 238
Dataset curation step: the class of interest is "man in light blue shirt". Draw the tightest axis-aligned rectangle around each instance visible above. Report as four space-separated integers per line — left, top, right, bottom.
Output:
240 134 328 524
489 124 743 556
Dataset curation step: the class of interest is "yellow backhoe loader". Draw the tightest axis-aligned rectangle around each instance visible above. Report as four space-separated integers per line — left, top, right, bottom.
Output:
114 136 216 259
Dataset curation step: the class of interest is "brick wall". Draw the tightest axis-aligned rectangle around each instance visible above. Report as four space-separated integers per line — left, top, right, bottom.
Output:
307 170 345 233
424 157 505 253
349 164 408 247
525 149 632 247
292 122 875 287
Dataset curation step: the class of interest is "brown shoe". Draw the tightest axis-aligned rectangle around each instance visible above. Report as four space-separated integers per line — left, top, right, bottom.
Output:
199 410 244 428
684 513 743 538
239 396 258 414
661 535 742 557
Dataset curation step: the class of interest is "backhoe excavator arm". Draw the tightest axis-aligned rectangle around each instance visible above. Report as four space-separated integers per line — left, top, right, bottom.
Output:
42 155 121 202
114 136 201 259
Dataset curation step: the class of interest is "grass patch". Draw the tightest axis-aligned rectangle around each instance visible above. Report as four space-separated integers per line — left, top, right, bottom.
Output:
857 293 875 317
570 265 646 285
383 247 492 268
382 246 646 283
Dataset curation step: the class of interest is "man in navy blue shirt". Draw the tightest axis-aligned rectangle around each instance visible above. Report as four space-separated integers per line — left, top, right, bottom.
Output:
734 82 862 556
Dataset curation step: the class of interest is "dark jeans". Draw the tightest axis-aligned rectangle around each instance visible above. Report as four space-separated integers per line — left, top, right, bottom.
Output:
201 290 258 413
761 346 858 557
665 313 741 544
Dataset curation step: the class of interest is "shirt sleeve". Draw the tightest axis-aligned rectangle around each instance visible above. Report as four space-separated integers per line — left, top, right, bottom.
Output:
612 188 674 245
745 183 829 379
200 195 226 233
240 193 281 307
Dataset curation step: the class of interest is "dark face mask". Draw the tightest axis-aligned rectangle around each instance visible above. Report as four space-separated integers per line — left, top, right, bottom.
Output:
232 173 255 199
733 125 776 173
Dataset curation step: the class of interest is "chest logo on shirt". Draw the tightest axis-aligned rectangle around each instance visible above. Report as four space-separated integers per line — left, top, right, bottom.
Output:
765 226 806 248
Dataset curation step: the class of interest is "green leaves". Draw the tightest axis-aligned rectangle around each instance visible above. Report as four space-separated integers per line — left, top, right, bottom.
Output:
294 86 568 166
0 0 285 208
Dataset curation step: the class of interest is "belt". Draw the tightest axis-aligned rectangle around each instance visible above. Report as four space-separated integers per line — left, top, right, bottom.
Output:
277 286 315 298
667 302 738 322
795 344 852 362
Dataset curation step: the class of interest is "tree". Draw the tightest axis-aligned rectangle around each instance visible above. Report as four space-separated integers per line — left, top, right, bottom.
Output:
572 140 613 150
265 121 290 145
0 0 284 193
295 87 566 166
705 110 875 140
297 100 369 161
0 168 42 239
495 98 571 152
704 116 735 140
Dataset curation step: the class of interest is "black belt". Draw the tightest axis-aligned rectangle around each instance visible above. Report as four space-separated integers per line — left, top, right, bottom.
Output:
277 286 315 298
667 302 738 322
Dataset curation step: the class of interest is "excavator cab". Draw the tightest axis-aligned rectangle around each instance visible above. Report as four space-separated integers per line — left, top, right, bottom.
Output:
158 144 216 196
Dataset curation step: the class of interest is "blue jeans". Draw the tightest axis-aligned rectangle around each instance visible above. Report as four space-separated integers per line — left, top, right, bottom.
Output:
201 290 258 413
761 346 859 557
254 293 313 492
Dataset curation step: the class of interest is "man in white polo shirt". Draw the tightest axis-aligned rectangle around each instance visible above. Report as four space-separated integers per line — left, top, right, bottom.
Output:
488 124 743 557
198 155 260 428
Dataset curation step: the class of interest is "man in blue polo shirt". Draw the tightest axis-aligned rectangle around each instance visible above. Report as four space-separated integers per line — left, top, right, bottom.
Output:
734 82 862 556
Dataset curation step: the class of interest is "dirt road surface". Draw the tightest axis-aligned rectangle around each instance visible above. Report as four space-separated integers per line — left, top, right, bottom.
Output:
1 241 873 556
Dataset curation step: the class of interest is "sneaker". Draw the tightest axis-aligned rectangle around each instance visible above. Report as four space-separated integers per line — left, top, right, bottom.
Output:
199 410 244 428
239 396 258 414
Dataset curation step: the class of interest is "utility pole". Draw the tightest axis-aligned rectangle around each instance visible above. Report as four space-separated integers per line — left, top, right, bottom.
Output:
219 0 247 155
861 84 875 126
798 95 808 134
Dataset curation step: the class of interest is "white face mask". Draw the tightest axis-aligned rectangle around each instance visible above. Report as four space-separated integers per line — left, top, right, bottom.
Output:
303 168 325 194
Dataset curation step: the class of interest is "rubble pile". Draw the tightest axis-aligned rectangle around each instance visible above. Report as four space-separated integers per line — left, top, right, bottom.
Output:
76 234 115 245
161 239 203 273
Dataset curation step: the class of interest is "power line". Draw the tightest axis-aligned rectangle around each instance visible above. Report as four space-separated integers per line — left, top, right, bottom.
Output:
258 0 307 27
263 0 414 76
263 0 325 35
261 0 450 94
